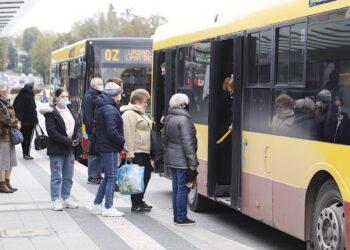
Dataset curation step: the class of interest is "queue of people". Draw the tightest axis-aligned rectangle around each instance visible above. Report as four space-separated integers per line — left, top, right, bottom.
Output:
1 77 200 226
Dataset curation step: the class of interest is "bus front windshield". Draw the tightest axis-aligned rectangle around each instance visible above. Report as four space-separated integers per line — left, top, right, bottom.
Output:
89 45 152 111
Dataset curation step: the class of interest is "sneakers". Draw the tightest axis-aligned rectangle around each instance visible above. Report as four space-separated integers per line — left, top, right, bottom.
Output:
90 204 104 215
140 201 152 210
131 205 151 212
102 207 124 217
87 176 101 185
23 154 33 160
52 199 63 211
62 198 79 209
174 218 196 226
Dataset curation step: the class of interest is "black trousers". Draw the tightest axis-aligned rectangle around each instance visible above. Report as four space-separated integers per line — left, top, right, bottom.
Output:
20 124 35 156
131 153 152 206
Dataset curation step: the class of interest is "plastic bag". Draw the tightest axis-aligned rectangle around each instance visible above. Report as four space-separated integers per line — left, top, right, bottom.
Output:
117 162 144 195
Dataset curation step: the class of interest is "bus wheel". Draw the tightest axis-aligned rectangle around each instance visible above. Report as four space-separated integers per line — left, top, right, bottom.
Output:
188 187 210 212
312 179 345 250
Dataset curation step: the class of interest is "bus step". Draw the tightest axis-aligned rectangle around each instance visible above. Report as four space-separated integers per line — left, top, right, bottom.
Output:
215 197 231 206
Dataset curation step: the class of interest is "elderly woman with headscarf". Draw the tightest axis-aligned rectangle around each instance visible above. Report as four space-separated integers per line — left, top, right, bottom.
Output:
13 83 38 160
161 93 199 226
0 85 21 193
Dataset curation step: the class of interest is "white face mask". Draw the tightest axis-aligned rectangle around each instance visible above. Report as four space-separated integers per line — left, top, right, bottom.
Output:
97 85 104 92
6 95 11 101
316 101 321 108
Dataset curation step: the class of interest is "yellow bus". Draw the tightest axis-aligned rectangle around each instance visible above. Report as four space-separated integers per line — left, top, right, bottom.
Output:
152 1 350 249
50 38 152 160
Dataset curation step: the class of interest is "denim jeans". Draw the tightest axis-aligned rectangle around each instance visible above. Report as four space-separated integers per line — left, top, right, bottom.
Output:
49 150 75 201
88 154 104 178
94 152 119 209
170 167 190 220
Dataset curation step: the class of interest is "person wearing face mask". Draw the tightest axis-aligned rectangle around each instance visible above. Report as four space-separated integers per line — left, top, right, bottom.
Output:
40 88 81 211
161 93 198 225
13 83 38 160
120 89 153 213
0 84 21 193
82 77 104 185
90 82 125 217
292 98 317 140
315 89 338 142
271 94 295 136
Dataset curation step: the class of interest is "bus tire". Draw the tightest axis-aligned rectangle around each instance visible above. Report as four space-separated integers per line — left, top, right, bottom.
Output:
312 179 345 250
188 187 210 212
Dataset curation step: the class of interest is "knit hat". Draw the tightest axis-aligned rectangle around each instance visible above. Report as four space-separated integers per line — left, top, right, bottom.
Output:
104 82 123 97
316 89 331 103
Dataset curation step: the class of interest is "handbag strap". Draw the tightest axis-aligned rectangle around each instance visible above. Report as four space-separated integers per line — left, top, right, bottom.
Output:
35 124 45 136
134 111 153 130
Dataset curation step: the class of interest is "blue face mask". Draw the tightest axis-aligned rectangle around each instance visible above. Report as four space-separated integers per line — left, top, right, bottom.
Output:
58 98 70 108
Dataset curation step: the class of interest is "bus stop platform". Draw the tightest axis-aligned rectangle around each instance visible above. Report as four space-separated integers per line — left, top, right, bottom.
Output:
0 146 253 250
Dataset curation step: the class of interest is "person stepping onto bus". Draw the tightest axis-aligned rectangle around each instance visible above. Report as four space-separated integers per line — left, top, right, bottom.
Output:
40 88 80 211
91 83 125 217
222 74 234 130
120 89 153 212
82 78 104 185
162 93 199 226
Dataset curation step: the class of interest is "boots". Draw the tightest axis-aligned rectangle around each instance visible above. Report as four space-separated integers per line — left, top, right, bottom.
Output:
0 181 13 193
5 179 17 192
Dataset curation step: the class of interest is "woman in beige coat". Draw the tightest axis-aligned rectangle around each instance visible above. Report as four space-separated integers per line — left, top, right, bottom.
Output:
120 89 152 212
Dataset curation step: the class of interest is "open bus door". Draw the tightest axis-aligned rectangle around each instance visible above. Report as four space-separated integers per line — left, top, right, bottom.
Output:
208 35 243 210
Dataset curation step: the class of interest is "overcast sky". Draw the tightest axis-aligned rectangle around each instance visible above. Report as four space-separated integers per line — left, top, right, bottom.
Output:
11 0 222 34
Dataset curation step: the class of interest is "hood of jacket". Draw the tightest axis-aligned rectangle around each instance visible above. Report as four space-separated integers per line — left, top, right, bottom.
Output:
87 87 101 97
39 106 53 115
95 92 117 108
167 107 191 119
19 86 34 96
120 103 146 114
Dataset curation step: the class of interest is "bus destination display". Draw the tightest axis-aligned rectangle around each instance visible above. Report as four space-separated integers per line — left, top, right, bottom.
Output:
101 48 152 64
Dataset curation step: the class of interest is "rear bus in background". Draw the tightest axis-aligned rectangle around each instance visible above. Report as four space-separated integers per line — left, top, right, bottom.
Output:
152 0 350 249
50 38 152 162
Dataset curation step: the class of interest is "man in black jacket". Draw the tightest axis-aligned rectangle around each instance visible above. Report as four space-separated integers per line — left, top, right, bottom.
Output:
13 83 38 160
82 78 104 184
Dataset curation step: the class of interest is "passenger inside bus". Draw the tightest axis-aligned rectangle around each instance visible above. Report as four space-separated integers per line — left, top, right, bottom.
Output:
315 89 338 143
160 62 166 124
271 94 295 136
292 98 317 140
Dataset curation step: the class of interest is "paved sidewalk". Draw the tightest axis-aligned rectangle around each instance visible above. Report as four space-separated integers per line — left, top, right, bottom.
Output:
0 145 253 250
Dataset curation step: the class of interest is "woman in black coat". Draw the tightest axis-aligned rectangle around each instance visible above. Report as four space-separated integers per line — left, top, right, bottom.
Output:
162 93 199 226
13 83 38 159
40 88 81 211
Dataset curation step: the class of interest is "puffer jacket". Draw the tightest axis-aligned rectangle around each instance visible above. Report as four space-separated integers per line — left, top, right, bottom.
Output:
13 86 38 126
120 103 151 158
40 105 81 156
0 99 19 142
161 108 199 169
94 93 124 153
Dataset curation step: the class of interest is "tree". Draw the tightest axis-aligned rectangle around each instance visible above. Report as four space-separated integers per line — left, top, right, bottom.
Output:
31 33 56 84
0 38 8 71
22 26 41 53
7 42 18 70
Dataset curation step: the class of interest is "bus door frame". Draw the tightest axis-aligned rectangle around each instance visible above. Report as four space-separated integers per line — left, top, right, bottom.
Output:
231 34 244 210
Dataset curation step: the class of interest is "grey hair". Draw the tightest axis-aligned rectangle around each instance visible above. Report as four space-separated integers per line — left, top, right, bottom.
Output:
169 93 189 109
90 77 103 87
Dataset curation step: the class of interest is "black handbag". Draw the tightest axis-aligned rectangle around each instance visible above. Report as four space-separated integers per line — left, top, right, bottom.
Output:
34 124 48 150
150 127 163 161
